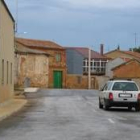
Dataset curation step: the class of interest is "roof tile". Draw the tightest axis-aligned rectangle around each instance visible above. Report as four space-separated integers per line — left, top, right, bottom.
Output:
66 47 108 59
123 51 140 59
16 38 64 49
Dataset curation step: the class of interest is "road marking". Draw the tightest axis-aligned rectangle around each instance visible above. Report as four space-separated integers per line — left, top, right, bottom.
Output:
108 118 115 124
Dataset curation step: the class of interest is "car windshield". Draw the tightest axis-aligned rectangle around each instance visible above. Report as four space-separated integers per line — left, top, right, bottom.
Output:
112 82 138 91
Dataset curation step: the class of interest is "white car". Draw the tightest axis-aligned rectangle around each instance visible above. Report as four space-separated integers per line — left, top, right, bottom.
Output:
99 79 140 111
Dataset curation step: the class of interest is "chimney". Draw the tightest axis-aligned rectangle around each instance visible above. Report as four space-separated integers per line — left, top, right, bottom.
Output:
100 44 104 55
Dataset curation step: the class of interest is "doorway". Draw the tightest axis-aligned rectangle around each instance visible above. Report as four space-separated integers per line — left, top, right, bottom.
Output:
53 71 62 88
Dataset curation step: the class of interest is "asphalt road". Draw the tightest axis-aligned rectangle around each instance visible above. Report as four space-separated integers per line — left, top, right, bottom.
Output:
0 89 140 140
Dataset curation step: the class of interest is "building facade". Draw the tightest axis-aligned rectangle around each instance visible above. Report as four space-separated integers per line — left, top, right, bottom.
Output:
16 38 67 88
112 59 140 79
15 45 49 88
0 0 15 104
66 47 109 75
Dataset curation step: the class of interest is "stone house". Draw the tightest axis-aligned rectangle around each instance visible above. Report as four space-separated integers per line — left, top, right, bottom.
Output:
15 38 67 88
66 45 109 75
105 49 140 60
112 59 140 79
0 0 15 104
15 45 50 88
105 48 140 80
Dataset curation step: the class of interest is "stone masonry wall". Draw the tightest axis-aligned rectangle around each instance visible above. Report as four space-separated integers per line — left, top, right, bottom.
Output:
15 54 49 88
113 60 140 78
66 74 99 89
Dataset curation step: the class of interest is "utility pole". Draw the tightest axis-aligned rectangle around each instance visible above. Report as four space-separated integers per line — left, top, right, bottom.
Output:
88 47 91 89
134 33 137 47
15 0 19 33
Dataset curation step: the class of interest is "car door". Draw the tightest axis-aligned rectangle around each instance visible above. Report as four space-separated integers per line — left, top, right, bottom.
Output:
99 83 108 104
99 81 113 103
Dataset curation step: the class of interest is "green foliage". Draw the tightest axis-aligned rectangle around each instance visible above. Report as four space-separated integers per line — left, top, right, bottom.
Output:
129 47 140 53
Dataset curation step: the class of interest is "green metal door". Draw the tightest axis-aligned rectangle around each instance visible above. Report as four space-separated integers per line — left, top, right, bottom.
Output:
53 71 62 88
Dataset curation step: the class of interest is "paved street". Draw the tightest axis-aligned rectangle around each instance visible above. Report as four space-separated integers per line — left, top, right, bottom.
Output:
0 89 140 140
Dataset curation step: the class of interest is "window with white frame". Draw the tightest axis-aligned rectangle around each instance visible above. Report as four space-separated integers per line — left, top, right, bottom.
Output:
83 59 108 74
83 59 88 72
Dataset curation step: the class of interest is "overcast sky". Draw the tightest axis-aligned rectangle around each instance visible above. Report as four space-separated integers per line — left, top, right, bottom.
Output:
5 0 140 52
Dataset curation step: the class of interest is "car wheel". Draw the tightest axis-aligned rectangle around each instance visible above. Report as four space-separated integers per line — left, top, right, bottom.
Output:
104 99 109 110
135 104 140 112
128 106 132 111
99 98 103 109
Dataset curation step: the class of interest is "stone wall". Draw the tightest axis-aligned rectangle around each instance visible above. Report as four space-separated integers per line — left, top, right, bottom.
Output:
95 76 110 89
66 74 99 89
113 60 140 78
15 53 49 88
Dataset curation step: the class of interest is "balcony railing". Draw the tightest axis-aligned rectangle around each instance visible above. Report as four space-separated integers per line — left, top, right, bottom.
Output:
83 67 106 75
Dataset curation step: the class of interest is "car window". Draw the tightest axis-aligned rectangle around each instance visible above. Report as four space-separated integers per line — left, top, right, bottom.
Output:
101 84 107 91
107 82 113 90
112 82 138 91
102 82 113 91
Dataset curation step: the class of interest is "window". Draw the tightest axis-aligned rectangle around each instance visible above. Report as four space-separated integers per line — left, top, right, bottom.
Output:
102 84 107 91
7 61 9 84
83 59 108 74
2 59 4 85
55 53 61 62
11 63 12 84
112 82 138 91
107 82 113 90
101 82 113 91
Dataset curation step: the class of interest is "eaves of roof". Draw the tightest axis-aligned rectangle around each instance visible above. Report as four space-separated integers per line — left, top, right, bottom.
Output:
111 58 140 71
105 49 140 60
15 46 50 56
122 51 140 59
104 49 119 55
65 47 108 59
16 38 65 50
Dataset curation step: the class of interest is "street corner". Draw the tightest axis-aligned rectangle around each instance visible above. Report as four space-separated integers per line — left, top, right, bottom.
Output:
0 99 27 122
14 90 26 99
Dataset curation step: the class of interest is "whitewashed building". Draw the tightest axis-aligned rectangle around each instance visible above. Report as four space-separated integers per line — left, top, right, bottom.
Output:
0 0 15 104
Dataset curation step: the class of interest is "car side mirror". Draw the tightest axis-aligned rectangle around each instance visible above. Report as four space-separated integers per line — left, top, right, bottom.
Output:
100 88 104 91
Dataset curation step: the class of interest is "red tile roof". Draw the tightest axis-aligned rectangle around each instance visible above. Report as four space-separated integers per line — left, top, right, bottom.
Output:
123 51 140 59
16 38 64 50
112 59 140 70
105 49 140 60
15 44 50 55
66 47 108 59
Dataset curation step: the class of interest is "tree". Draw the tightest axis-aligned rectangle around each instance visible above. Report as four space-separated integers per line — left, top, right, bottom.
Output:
129 47 140 53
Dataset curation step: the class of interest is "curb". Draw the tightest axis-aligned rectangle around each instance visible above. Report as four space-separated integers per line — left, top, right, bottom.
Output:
24 87 39 93
0 99 27 122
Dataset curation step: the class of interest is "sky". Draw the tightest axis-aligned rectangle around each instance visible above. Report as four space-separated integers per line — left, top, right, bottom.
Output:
5 0 140 52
